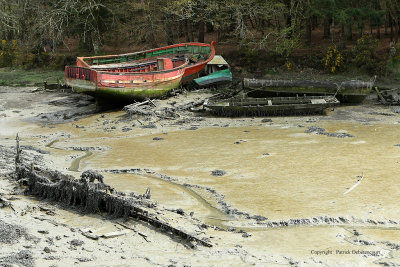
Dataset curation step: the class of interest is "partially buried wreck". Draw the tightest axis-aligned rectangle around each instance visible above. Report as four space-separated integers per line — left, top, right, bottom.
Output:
13 135 212 247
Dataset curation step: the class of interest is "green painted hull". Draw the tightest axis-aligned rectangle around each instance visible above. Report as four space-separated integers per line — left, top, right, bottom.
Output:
66 77 180 100
193 69 232 87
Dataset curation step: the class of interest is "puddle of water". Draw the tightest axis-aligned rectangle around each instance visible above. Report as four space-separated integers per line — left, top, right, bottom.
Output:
68 151 93 172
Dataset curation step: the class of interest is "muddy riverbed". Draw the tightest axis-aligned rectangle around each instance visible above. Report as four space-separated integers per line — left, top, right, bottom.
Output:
1 86 400 266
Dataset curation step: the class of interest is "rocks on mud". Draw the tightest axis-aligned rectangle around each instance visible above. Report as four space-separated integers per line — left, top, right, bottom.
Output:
70 239 84 247
211 170 226 177
306 126 354 138
141 123 157 129
175 208 185 215
152 137 164 141
261 118 273 123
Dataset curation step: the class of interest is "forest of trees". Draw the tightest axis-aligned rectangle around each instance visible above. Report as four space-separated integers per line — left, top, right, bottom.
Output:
0 0 399 72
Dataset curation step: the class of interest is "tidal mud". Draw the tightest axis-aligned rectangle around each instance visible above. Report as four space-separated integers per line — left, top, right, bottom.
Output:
2 86 400 265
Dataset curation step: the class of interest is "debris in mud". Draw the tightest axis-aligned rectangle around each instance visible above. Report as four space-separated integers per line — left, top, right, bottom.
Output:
141 123 157 129
122 127 132 132
305 126 354 138
211 170 226 177
152 137 164 141
80 170 104 183
175 208 185 215
368 111 395 116
70 239 84 246
20 145 50 155
187 126 198 130
261 118 273 123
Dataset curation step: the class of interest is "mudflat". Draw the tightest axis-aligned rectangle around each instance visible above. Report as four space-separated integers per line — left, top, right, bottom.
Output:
1 86 400 266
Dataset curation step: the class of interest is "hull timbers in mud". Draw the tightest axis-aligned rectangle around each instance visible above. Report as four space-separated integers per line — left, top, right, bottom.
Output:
204 95 340 117
14 136 212 248
243 78 374 103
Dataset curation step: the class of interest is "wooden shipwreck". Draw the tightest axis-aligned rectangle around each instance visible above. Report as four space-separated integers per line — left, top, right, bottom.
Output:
14 137 212 247
65 42 216 101
375 87 400 105
243 78 374 103
204 95 339 117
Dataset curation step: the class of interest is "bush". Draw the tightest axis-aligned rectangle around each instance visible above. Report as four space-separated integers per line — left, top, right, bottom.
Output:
0 40 18 67
51 54 75 70
322 46 345 73
351 35 379 74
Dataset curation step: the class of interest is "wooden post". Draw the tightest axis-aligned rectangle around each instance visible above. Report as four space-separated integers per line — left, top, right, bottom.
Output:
15 133 21 167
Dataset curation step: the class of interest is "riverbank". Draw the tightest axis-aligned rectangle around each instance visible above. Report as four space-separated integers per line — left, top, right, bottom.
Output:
1 86 400 266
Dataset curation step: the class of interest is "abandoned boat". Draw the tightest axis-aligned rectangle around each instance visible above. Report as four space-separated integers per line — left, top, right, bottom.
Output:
65 57 188 100
375 87 400 105
243 79 374 103
73 41 216 84
192 55 232 88
193 69 232 88
204 95 339 116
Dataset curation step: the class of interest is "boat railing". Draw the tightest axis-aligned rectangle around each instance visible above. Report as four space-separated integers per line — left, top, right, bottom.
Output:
65 66 97 82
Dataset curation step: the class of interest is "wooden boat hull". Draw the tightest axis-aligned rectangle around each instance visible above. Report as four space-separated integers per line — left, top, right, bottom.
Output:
243 78 373 103
65 60 187 100
204 96 339 117
77 42 216 84
193 69 232 87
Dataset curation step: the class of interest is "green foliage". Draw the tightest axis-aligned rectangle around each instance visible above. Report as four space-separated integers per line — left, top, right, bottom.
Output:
0 40 18 67
351 35 379 74
0 68 65 86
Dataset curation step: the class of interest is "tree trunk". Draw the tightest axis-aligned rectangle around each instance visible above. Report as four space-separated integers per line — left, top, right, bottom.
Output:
384 15 388 35
323 19 330 39
312 16 318 30
339 24 345 49
390 17 394 41
165 22 174 45
395 20 399 43
198 21 205 43
331 17 335 44
188 20 194 42
305 18 312 45
377 23 381 39
184 19 190 42
346 23 352 41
